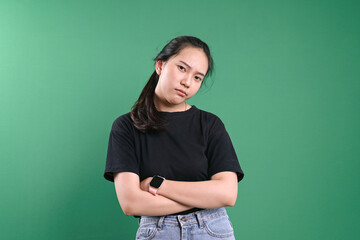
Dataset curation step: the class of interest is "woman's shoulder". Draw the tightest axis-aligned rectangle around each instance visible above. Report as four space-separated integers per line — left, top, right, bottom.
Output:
195 106 226 132
111 112 134 132
196 106 223 123
195 107 231 139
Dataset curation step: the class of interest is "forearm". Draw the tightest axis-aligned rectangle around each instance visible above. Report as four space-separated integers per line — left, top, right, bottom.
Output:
119 189 193 216
157 173 238 209
114 172 194 217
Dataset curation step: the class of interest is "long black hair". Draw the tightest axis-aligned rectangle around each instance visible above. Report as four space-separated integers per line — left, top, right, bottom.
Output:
130 36 214 133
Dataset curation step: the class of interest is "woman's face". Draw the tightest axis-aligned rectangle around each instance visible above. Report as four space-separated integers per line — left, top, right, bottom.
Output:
154 46 208 112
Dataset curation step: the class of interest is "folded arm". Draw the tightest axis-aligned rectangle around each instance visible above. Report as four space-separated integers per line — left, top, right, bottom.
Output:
114 172 193 216
142 171 239 209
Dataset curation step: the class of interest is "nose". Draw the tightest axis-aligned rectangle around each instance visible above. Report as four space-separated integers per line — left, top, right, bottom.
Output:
181 75 191 88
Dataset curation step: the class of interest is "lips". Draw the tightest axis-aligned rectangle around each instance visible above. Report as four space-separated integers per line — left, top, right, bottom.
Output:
175 89 187 96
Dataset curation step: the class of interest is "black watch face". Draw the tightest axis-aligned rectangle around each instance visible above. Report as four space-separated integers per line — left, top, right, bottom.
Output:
150 176 164 188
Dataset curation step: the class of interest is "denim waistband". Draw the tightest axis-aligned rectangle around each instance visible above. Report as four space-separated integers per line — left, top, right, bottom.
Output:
139 207 228 229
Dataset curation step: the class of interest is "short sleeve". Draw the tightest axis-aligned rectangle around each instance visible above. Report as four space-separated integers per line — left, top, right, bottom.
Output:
206 117 244 182
104 115 139 182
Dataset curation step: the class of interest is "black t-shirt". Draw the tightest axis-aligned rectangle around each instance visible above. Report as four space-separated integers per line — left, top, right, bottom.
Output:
104 105 244 215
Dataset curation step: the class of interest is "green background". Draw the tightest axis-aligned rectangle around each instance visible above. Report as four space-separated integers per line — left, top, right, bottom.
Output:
1 0 359 239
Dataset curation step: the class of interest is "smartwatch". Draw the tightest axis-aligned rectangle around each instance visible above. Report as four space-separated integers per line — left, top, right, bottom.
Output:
149 175 165 196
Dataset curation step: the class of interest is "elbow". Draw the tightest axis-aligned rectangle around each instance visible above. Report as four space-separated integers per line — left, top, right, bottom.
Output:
120 199 138 216
226 197 236 207
116 189 142 216
123 207 134 216
120 202 132 216
223 192 237 207
224 183 238 207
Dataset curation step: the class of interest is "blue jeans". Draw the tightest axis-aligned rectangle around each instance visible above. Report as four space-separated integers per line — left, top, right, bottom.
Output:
136 207 235 240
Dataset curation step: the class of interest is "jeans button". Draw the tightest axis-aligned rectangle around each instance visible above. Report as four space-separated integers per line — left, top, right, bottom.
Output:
181 217 187 222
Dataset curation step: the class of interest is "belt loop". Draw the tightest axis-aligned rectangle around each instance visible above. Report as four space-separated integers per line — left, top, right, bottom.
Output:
157 216 165 230
195 212 204 228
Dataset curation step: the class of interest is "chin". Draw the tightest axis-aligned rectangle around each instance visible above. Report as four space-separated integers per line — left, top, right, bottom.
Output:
169 99 185 104
170 102 184 106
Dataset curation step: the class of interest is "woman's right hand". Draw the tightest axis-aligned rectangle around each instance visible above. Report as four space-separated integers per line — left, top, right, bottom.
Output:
139 177 153 192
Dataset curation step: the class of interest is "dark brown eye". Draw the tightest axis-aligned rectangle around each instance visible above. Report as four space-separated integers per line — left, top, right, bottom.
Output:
178 65 185 71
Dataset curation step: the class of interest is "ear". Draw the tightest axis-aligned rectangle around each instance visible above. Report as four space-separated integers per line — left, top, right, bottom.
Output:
155 60 164 75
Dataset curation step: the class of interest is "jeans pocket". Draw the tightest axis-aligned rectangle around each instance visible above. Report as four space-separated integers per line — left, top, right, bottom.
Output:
203 216 234 238
135 223 158 240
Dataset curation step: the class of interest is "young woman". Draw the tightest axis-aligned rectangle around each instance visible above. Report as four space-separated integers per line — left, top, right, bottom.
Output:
104 36 244 240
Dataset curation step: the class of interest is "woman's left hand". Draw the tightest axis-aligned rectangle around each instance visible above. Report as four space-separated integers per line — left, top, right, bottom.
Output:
140 177 153 192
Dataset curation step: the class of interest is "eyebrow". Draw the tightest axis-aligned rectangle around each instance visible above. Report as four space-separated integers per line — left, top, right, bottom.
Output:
179 60 205 77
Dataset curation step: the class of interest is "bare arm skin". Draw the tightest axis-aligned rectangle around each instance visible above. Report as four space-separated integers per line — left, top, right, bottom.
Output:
114 172 193 216
141 171 239 209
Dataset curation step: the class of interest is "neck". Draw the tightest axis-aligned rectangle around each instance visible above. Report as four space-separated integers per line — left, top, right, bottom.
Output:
154 98 189 112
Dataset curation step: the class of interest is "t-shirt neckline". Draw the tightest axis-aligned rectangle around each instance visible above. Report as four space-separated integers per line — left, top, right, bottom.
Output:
159 105 197 118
